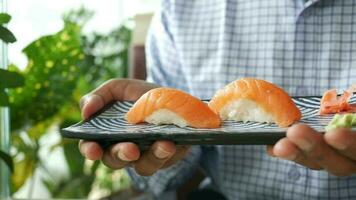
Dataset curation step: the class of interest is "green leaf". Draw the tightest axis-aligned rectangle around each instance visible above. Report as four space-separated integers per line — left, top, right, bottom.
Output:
0 89 9 106
10 134 38 192
0 150 13 173
0 25 16 43
62 138 84 176
0 68 24 88
11 157 35 192
10 23 84 130
27 118 53 140
42 178 56 192
0 13 11 24
51 175 94 198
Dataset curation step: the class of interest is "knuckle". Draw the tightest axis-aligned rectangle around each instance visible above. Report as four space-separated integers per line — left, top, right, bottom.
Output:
292 152 305 163
161 157 181 169
304 140 325 161
133 156 164 176
310 138 323 150
292 153 322 171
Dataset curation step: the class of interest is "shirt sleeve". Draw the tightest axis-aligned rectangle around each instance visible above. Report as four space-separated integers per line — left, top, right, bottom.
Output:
126 1 202 197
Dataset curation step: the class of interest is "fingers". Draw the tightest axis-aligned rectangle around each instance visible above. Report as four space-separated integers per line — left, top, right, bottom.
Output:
270 125 356 176
79 79 129 119
80 94 106 119
78 79 182 176
324 128 356 160
101 142 140 169
272 138 322 170
86 140 184 176
79 140 104 160
287 124 356 176
133 141 176 176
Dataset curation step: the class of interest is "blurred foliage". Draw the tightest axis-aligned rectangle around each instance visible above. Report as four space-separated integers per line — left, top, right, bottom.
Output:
11 133 38 192
10 23 83 129
0 13 23 107
0 13 22 178
94 165 132 194
7 7 132 198
0 150 13 173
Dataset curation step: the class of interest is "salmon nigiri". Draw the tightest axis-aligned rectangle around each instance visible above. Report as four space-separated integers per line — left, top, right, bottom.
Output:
208 78 301 127
126 88 221 128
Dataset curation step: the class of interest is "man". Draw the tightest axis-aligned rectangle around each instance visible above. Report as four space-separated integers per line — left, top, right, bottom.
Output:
79 0 356 199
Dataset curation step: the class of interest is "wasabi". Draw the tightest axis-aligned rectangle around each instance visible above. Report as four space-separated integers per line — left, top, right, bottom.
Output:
325 113 356 131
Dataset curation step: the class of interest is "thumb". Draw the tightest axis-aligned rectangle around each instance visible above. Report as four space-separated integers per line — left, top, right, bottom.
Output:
80 94 106 120
80 79 159 119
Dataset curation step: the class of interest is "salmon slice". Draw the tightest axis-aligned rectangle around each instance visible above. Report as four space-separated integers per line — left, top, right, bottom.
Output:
319 84 356 115
208 78 301 127
126 88 221 128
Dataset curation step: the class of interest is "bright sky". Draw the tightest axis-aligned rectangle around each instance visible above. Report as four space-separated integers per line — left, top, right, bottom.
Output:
8 0 159 69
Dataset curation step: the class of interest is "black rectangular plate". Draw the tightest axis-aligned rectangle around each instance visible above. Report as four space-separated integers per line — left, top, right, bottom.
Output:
60 96 356 146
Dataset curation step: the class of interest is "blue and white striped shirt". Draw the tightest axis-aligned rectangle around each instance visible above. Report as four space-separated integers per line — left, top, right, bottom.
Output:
128 0 356 199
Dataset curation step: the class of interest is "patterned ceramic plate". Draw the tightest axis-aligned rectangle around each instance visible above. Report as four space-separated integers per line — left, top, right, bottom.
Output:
60 96 356 146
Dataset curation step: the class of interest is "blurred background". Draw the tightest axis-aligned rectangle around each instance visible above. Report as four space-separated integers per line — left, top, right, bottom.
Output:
1 0 159 199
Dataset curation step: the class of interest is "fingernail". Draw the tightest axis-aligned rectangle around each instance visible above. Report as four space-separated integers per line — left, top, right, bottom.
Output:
154 146 171 159
117 150 131 161
80 95 91 109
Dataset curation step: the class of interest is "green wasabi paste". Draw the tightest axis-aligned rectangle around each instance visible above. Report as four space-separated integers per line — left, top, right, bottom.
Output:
325 113 356 131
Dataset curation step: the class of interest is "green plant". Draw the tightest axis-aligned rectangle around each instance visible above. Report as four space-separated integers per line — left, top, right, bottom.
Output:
0 13 23 174
8 7 132 198
0 150 13 173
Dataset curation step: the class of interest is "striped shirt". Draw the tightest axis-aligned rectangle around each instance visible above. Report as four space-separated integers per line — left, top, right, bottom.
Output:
128 0 356 199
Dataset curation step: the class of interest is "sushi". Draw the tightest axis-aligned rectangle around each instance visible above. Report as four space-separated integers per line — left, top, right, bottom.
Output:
125 87 221 128
208 78 301 127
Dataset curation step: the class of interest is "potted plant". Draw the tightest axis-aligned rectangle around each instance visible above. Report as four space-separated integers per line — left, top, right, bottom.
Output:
5 7 132 199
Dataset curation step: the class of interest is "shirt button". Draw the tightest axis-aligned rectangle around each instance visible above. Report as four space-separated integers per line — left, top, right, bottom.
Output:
288 166 301 180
